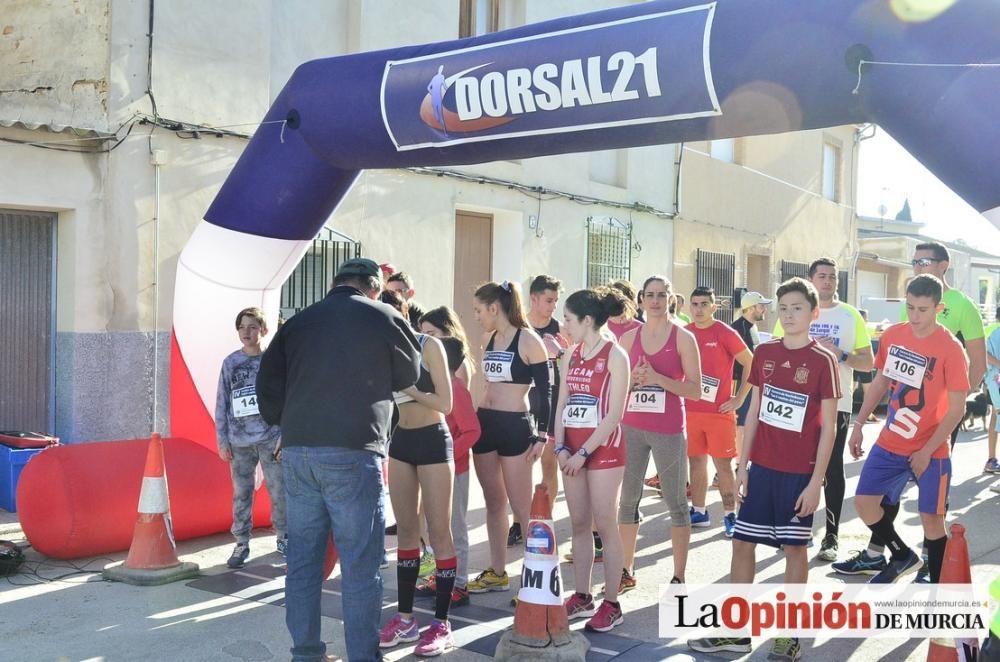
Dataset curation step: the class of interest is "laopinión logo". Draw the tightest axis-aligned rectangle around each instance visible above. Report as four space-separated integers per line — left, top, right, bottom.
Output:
380 3 721 151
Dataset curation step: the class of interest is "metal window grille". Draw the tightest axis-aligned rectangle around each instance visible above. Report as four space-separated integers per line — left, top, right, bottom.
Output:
695 249 736 321
280 227 362 320
586 216 631 288
780 261 849 301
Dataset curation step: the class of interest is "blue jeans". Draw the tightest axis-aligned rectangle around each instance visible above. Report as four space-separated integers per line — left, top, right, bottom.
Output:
283 446 385 662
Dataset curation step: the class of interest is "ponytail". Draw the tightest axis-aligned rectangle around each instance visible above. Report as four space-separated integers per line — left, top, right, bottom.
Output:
474 280 528 328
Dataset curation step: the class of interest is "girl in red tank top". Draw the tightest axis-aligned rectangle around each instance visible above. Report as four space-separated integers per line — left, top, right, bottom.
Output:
554 287 632 632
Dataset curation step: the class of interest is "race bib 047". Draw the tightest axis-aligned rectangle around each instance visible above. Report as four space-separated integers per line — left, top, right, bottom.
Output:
563 393 600 428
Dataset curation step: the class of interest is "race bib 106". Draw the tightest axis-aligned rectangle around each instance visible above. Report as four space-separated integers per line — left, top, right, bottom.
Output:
627 386 666 413
563 393 600 428
882 345 927 389
483 350 514 382
700 375 720 402
232 386 259 418
759 384 808 433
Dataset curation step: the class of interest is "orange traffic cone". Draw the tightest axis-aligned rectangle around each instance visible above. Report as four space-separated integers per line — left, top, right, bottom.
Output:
495 484 589 661
926 524 979 662
103 434 199 585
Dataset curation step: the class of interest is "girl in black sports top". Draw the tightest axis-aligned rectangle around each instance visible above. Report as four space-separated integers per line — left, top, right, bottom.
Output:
466 280 552 594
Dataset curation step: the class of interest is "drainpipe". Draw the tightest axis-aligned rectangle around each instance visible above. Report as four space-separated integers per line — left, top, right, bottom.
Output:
150 144 166 433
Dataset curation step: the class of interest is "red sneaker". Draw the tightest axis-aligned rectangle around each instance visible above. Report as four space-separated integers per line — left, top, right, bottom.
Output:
585 600 624 632
564 592 596 620
643 475 661 489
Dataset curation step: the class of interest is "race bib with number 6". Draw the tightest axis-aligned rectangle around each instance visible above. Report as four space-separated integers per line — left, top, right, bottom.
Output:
482 351 514 382
758 384 808 433
232 386 259 418
700 375 721 403
882 345 927 389
627 386 666 413
563 394 600 428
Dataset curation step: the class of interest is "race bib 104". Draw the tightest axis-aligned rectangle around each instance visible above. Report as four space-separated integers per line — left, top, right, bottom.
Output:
232 386 259 418
759 384 808 433
627 386 666 413
882 345 927 389
700 375 720 402
563 393 600 428
483 350 514 382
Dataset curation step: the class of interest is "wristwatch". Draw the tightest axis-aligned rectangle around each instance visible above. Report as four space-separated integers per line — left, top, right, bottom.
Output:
577 447 591 459
839 350 849 363
554 444 571 456
531 435 548 445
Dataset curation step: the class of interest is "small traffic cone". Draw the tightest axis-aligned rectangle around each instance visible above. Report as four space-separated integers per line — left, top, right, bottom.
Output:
926 524 978 662
103 434 199 585
495 484 588 661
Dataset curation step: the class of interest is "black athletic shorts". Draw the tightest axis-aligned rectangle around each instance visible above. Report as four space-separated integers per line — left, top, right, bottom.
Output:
474 408 536 457
855 368 874 385
389 423 453 466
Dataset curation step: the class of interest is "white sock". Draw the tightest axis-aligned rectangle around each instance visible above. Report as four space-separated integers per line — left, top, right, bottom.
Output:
865 544 884 559
693 506 707 515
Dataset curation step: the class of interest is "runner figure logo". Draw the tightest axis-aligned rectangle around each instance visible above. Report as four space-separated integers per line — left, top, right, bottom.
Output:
763 360 775 378
794 366 809 384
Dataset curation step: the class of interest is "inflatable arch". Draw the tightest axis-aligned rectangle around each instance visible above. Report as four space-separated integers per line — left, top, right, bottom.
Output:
168 0 1000 447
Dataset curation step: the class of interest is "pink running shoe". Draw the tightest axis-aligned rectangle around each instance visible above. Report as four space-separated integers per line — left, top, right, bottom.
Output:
585 600 624 633
564 592 596 620
414 619 455 657
379 614 420 649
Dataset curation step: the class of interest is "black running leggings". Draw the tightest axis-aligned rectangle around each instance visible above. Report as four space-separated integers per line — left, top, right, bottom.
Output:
824 411 851 538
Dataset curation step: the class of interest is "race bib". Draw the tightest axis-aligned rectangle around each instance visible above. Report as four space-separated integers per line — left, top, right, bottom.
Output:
483 351 514 382
562 393 600 428
700 375 721 402
232 386 259 418
627 386 666 413
759 384 808 433
882 345 927 389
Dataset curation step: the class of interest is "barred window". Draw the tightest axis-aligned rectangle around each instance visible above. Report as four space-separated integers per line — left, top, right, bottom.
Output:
586 216 631 288
696 249 735 321
280 227 362 321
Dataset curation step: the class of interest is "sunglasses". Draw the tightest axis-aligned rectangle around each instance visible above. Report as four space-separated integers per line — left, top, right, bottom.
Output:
911 257 943 267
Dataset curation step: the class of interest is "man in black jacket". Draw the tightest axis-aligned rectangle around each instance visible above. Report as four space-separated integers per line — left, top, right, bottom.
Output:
257 257 420 662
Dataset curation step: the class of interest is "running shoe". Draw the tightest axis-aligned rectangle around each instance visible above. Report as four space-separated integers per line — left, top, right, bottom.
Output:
415 575 437 598
817 534 838 562
603 568 637 595
688 637 752 654
276 536 288 558
564 592 597 620
832 550 887 576
227 542 249 569
643 474 661 490
689 508 711 528
450 586 470 607
914 558 931 584
869 549 921 584
563 547 604 563
723 513 737 538
418 550 436 578
414 619 454 657
585 600 624 633
378 614 420 648
385 523 398 536
467 568 509 593
985 458 1000 474
768 637 802 661
506 523 523 547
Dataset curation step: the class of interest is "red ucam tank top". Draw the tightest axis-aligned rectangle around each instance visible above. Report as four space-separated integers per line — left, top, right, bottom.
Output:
562 341 622 449
623 323 685 434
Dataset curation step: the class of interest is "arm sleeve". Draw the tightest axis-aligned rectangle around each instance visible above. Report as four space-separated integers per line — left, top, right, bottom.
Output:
256 330 286 426
529 361 552 435
852 308 873 350
389 312 422 391
215 359 231 449
449 383 481 460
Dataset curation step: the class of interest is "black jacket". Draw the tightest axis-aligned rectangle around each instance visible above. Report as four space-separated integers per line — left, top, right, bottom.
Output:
256 286 421 455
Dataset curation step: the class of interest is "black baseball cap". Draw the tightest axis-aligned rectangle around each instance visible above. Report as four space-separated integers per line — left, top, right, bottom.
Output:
336 258 381 279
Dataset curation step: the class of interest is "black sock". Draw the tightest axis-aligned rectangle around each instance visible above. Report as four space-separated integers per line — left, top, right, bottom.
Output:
925 536 947 584
434 557 457 620
397 548 421 615
869 501 900 549
867 508 909 562
592 531 603 551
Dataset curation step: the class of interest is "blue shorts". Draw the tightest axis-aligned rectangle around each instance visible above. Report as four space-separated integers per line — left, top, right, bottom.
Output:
856 444 951 515
733 464 813 548
735 395 752 427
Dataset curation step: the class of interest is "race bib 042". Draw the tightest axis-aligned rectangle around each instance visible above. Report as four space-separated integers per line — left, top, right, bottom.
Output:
759 384 808 433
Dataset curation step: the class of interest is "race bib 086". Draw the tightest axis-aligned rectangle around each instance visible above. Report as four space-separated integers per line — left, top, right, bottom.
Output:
483 351 514 382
